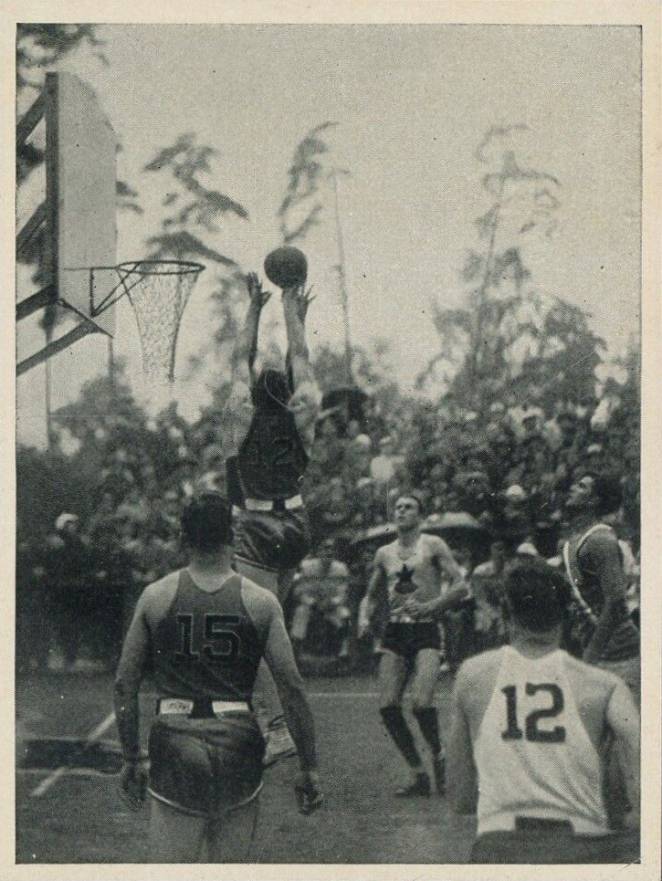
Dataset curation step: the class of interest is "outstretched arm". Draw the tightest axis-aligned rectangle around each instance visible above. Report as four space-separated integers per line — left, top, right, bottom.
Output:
282 285 321 447
222 273 271 457
357 550 386 636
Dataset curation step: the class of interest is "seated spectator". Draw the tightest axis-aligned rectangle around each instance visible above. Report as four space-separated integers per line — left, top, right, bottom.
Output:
290 540 350 660
471 540 508 652
370 436 404 485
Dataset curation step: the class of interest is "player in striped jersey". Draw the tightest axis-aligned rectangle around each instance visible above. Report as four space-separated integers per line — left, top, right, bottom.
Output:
114 493 322 863
562 473 639 699
447 558 639 864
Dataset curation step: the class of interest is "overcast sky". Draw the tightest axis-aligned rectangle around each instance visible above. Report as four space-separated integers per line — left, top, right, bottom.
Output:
16 23 641 445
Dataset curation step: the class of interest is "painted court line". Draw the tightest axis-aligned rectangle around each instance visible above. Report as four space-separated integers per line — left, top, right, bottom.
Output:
29 710 116 798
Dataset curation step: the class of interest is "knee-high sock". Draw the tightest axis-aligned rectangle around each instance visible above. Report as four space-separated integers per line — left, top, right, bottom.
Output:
380 705 422 767
413 706 442 755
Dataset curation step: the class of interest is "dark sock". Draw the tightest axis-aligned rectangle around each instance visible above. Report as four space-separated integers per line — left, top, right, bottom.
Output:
380 705 422 767
413 706 442 755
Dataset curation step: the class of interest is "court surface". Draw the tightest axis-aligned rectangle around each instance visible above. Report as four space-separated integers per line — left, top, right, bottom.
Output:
16 669 475 864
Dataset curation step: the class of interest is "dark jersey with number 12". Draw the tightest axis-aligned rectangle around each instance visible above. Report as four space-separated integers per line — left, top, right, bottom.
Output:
119 570 275 703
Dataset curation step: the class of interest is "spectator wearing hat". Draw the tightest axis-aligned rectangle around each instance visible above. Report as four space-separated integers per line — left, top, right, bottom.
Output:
370 436 405 486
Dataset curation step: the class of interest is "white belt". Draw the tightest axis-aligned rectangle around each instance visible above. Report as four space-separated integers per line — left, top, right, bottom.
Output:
236 495 304 513
157 699 249 716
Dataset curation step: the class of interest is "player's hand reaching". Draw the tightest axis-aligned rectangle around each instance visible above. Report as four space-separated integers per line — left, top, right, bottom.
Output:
245 272 271 309
282 283 315 321
294 770 323 815
118 760 148 811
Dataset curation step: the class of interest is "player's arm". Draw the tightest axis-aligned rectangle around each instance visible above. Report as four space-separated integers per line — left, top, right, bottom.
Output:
113 591 151 808
223 273 270 456
581 531 630 664
262 599 323 813
446 665 479 814
410 538 469 620
605 678 640 827
282 285 321 448
358 550 386 635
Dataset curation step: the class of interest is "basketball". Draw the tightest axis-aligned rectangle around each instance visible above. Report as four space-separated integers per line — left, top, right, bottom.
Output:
264 246 308 289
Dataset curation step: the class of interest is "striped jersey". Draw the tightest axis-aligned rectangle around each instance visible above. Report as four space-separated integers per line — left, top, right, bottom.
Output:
563 524 639 663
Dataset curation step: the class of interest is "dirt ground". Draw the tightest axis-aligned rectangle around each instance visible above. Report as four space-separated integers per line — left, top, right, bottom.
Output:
16 669 476 865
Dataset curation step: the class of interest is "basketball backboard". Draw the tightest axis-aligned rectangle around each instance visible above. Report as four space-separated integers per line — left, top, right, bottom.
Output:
44 71 117 335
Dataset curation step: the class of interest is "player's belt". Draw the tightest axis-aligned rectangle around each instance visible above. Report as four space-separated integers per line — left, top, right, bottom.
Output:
235 494 304 513
157 698 250 717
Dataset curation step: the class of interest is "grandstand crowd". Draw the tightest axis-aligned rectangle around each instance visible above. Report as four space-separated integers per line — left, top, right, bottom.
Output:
16 376 640 675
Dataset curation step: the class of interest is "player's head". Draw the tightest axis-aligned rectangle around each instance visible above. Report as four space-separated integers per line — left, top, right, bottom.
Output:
252 368 292 411
393 491 424 529
566 471 622 516
503 558 570 634
319 538 335 562
180 492 233 554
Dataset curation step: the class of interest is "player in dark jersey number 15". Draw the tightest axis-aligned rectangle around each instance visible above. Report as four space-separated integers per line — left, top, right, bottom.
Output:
114 494 322 863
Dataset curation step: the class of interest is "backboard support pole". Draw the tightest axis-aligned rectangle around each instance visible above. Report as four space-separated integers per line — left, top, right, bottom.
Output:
17 202 47 256
17 320 100 377
16 284 56 321
16 91 45 149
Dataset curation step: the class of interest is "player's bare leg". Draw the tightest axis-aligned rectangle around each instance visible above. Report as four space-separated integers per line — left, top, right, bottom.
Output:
235 557 297 765
207 799 260 862
148 799 207 862
410 648 445 794
378 651 430 796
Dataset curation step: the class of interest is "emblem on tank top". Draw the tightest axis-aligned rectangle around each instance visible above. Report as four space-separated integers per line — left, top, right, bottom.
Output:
394 563 416 595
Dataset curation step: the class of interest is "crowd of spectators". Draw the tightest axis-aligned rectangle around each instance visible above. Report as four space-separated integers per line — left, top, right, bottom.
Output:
16 373 639 674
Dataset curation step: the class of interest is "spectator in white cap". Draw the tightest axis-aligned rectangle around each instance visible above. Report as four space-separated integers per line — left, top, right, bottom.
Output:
370 436 404 485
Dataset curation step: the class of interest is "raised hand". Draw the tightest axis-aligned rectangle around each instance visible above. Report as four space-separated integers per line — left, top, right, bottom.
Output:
118 761 148 811
295 285 316 323
245 272 272 309
294 770 324 815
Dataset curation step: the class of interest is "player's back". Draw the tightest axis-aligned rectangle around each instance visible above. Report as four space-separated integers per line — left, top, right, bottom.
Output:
460 645 614 837
142 569 274 702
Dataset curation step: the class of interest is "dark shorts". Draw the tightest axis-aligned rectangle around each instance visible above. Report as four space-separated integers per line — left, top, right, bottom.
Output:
148 713 265 817
234 507 311 574
381 622 441 661
471 826 640 864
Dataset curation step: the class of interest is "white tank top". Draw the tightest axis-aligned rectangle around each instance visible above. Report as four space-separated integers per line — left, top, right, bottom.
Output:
474 646 608 837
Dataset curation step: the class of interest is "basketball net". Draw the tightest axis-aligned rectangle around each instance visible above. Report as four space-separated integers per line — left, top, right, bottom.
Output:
118 261 203 385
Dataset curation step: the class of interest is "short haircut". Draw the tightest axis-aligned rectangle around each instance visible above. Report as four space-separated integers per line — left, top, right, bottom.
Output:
504 558 570 633
590 472 623 517
396 491 424 515
180 493 233 553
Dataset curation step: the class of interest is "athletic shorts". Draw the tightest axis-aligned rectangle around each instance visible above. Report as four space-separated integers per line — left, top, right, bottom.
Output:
381 622 441 661
148 712 265 817
234 507 311 574
471 826 639 864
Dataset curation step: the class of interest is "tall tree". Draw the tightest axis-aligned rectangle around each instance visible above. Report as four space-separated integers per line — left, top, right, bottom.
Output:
144 132 247 263
278 123 354 382
414 125 607 411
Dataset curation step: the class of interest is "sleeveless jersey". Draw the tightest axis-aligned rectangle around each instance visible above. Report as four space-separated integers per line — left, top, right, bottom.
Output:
380 534 442 623
150 571 266 702
474 646 608 837
563 524 639 663
234 406 308 501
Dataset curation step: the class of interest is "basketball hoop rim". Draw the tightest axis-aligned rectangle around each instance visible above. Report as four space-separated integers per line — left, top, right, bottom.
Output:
116 259 205 277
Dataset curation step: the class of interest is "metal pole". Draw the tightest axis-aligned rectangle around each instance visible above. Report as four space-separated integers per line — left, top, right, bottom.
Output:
331 169 353 385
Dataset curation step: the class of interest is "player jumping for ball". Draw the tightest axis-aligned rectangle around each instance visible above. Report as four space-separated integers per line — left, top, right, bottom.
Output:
360 492 469 796
222 271 320 765
114 493 322 863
